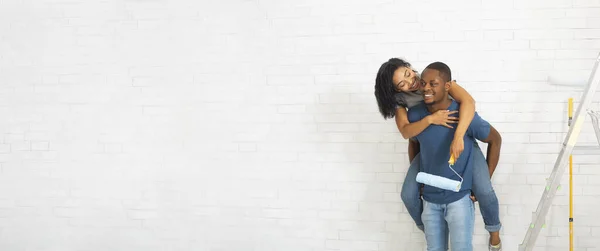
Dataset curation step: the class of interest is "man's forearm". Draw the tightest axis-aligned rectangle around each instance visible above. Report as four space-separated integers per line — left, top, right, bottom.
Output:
486 141 501 177
408 140 420 163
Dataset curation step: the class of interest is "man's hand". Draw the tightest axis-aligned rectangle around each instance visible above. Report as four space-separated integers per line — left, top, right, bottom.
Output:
450 136 465 160
427 110 459 129
470 192 477 202
408 139 420 163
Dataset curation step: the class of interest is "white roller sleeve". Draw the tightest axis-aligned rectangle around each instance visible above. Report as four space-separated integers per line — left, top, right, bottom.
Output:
416 172 462 192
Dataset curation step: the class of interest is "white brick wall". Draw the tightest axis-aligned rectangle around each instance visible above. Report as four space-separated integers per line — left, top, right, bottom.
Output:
0 0 599 250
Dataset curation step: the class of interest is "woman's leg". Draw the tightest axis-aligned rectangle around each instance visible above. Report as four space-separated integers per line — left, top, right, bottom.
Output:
401 152 424 231
471 143 502 245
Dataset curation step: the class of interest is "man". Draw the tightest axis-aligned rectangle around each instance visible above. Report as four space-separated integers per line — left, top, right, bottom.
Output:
407 62 502 251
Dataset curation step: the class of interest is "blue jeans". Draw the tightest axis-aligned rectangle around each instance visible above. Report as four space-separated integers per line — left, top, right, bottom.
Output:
401 144 502 233
422 193 475 251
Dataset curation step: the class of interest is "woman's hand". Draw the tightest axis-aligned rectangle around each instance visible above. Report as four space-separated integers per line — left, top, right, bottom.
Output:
427 110 458 128
450 136 465 162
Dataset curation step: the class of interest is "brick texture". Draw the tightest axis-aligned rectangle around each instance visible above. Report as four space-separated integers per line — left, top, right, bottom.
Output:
0 0 599 250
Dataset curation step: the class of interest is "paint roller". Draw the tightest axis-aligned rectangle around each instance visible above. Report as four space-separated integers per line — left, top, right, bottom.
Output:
415 154 463 192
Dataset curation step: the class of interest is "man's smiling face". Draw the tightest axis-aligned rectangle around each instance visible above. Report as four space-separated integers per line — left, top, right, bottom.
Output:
420 68 450 105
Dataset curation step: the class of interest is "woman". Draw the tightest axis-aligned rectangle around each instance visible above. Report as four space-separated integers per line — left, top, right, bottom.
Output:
374 58 502 250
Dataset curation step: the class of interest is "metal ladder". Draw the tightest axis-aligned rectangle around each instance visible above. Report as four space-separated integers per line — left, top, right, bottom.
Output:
518 53 600 251
571 110 600 154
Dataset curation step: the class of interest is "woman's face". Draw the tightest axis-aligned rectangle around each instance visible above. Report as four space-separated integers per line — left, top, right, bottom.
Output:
392 66 420 92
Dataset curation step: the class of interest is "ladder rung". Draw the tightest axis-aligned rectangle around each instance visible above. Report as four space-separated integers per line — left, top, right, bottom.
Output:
572 146 600 155
587 110 600 145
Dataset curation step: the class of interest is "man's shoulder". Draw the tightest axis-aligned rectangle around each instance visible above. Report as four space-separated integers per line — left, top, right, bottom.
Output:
407 101 427 122
407 101 427 113
449 99 460 111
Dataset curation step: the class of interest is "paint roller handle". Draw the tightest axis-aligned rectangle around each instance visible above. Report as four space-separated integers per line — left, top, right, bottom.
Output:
568 98 573 126
448 156 464 184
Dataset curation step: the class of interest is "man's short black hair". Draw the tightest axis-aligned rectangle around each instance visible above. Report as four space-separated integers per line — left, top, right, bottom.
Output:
424 62 452 83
